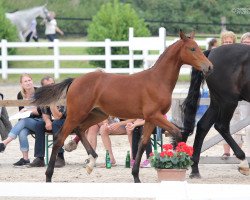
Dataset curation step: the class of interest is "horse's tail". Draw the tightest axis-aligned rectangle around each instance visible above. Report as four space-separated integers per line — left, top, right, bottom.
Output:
32 78 74 106
181 68 205 137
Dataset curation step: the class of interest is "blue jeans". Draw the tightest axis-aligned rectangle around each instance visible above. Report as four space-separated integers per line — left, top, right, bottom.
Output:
8 118 45 152
34 118 65 157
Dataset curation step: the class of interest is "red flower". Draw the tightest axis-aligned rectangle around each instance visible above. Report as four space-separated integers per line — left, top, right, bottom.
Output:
163 144 173 151
165 151 174 157
160 152 165 158
177 142 186 147
149 152 154 157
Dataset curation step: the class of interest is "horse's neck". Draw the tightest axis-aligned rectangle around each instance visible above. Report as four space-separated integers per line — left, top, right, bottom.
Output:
10 7 42 22
151 42 183 90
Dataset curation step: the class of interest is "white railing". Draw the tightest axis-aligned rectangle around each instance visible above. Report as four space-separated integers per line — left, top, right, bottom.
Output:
0 181 250 199
0 28 212 80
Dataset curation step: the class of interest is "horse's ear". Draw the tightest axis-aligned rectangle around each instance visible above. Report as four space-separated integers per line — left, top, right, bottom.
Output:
190 31 195 39
179 29 187 40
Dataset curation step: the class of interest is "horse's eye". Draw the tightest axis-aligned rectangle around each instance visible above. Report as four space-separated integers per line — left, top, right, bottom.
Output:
190 47 195 51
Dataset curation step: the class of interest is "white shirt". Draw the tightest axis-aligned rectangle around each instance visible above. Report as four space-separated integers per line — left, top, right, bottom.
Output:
45 19 57 35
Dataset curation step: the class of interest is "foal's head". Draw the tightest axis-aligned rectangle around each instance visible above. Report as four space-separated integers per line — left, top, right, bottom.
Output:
179 30 213 75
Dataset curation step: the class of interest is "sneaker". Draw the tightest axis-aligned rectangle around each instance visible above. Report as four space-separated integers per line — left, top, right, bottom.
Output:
13 158 30 166
0 143 6 152
64 140 78 152
221 153 230 160
55 157 65 168
140 159 151 168
29 158 45 167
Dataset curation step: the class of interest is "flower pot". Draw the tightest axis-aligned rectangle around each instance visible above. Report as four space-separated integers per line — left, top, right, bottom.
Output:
156 169 186 182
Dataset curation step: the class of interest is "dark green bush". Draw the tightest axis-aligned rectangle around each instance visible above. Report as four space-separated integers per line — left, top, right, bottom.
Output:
0 2 18 65
87 0 150 68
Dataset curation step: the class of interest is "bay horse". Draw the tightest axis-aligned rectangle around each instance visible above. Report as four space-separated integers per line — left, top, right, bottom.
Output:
5 5 49 42
182 44 250 178
32 31 213 182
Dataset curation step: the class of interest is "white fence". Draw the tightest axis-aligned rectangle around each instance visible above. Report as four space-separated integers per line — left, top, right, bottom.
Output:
0 27 212 79
0 181 250 200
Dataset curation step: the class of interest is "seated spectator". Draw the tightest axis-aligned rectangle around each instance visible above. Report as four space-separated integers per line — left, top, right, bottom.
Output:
0 93 12 140
126 119 152 168
29 76 66 168
65 117 133 166
99 117 133 166
0 73 43 166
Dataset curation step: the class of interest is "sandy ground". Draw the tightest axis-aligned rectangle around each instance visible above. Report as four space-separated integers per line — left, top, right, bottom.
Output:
0 83 250 199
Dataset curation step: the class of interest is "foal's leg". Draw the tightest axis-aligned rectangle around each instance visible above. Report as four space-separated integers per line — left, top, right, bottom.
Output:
76 109 108 174
132 122 155 183
149 113 181 141
46 118 77 182
190 105 218 178
46 108 100 182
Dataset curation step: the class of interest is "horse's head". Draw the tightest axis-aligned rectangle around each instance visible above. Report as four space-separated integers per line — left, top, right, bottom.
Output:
40 5 49 19
179 30 213 75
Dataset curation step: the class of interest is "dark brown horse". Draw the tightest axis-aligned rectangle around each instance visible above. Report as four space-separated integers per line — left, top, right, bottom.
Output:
33 31 213 182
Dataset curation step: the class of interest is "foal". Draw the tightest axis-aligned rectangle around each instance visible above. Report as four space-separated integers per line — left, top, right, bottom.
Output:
33 31 213 182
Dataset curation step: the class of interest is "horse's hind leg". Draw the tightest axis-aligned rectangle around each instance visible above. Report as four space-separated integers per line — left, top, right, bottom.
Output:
190 104 218 178
46 118 76 182
215 104 249 176
132 122 155 183
46 107 95 182
76 108 108 174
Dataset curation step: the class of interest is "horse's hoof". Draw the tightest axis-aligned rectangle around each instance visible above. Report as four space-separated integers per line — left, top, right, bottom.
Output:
134 178 141 183
189 172 201 179
86 165 93 174
46 178 52 182
238 167 250 176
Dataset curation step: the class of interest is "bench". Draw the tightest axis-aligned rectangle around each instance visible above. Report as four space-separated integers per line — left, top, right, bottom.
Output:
45 130 163 166
0 99 163 165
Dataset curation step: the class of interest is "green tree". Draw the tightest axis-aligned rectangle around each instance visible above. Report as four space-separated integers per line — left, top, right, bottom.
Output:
0 1 18 66
87 0 150 68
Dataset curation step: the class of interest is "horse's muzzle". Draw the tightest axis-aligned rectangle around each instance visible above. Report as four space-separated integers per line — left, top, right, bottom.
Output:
202 63 213 77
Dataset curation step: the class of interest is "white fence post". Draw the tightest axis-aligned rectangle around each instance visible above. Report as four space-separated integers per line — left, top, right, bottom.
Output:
53 39 60 79
105 39 111 72
129 27 134 74
143 50 149 70
1 40 8 80
159 27 166 54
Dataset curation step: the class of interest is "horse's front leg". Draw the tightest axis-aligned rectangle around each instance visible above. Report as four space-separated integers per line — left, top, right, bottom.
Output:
190 106 217 178
132 122 155 183
150 113 182 141
18 31 25 42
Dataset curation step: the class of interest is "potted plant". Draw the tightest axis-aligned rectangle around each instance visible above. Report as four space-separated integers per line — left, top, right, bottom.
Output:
149 142 193 181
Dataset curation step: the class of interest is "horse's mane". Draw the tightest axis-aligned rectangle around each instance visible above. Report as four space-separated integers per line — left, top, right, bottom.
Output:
181 68 204 135
151 40 181 69
7 6 44 15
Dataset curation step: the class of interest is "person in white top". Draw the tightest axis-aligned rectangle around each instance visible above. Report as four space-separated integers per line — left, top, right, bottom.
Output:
44 11 64 42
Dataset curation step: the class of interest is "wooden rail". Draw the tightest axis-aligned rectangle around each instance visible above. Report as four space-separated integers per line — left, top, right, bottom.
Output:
0 100 32 107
